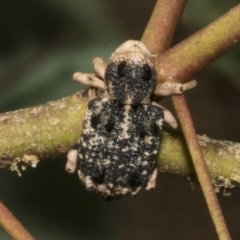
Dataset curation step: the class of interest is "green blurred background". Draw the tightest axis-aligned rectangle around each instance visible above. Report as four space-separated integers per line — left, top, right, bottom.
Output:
0 1 240 239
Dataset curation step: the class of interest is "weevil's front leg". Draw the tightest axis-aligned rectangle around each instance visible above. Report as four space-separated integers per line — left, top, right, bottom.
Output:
154 80 197 97
73 72 106 90
152 102 178 129
93 57 107 79
73 57 107 90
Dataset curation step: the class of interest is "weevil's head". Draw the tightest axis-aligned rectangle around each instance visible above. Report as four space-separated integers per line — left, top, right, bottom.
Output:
105 40 157 105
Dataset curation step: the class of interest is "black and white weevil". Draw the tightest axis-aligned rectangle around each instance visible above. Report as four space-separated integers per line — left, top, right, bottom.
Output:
66 40 196 200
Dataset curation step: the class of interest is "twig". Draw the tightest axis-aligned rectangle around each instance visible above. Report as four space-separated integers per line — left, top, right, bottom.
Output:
155 4 240 83
142 0 187 53
0 201 35 240
159 131 240 193
172 95 231 239
0 92 88 171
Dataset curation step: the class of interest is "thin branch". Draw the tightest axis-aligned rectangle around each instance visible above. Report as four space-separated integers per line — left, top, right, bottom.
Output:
141 0 187 53
172 95 231 239
159 131 240 194
0 201 35 240
155 4 240 83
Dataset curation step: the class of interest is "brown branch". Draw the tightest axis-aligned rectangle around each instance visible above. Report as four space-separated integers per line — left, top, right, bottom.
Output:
0 201 35 240
172 95 231 239
155 4 240 83
141 0 187 53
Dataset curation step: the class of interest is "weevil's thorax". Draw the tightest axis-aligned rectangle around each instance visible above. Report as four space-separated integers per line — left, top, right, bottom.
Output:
104 41 157 105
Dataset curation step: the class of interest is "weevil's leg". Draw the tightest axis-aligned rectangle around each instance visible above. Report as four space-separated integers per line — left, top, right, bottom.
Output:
163 109 178 129
145 168 158 190
66 143 80 173
73 72 106 90
93 57 107 79
152 102 178 129
154 79 197 97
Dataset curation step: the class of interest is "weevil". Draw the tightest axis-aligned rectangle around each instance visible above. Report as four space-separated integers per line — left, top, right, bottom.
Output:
66 40 196 200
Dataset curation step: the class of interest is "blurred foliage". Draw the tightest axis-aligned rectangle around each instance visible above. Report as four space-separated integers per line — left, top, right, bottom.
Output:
0 0 126 113
0 0 240 239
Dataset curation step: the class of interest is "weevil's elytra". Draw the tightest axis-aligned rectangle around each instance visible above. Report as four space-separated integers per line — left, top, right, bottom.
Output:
66 40 197 200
